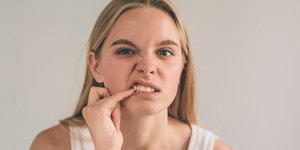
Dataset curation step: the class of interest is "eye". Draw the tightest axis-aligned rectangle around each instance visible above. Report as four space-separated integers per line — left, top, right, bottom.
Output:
156 49 173 56
116 48 135 55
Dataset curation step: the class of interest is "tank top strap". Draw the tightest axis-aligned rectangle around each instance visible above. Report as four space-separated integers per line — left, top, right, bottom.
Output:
187 124 219 150
69 125 94 150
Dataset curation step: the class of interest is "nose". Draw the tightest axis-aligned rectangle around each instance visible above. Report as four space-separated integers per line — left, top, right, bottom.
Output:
135 56 157 78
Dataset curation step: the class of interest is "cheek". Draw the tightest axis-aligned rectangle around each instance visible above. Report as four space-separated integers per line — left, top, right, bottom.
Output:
162 62 184 91
100 59 131 92
160 64 183 107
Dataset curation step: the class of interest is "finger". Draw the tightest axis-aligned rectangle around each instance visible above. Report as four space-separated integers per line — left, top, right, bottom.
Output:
88 87 110 105
101 88 134 110
111 103 121 131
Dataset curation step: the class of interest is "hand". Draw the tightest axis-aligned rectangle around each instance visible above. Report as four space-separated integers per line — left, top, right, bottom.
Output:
82 87 134 150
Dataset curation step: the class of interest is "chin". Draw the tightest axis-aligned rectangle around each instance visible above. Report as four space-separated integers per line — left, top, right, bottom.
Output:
120 97 168 118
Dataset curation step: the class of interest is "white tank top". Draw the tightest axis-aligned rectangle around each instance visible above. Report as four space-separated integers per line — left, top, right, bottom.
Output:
69 124 219 150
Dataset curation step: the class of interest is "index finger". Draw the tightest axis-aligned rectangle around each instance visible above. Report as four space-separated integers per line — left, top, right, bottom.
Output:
101 88 134 109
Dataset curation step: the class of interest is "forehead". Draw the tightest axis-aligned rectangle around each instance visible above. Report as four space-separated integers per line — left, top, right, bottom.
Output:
106 7 181 46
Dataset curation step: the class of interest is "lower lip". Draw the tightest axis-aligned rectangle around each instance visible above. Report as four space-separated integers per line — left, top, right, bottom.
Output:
131 91 160 99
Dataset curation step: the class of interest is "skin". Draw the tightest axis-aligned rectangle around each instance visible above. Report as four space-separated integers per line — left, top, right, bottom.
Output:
86 7 188 150
30 7 231 150
94 8 184 118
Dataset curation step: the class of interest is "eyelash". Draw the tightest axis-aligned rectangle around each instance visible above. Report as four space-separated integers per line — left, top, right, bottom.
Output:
156 49 174 56
115 48 174 56
115 48 135 55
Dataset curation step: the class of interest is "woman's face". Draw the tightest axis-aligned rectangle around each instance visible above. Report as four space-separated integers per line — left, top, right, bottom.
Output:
97 7 185 116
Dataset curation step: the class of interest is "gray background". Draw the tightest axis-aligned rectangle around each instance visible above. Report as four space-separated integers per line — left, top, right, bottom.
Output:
1 0 299 149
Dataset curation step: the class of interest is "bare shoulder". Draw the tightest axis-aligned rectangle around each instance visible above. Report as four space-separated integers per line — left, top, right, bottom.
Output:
30 124 70 150
214 139 231 150
167 117 192 149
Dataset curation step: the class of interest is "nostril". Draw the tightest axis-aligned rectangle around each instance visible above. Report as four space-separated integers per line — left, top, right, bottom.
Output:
135 59 156 75
138 70 144 74
136 67 155 75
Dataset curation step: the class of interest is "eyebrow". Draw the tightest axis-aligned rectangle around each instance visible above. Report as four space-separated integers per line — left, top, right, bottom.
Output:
111 39 137 48
110 39 179 48
159 39 179 47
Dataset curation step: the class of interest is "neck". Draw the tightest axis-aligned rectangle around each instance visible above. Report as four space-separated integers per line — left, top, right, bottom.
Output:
120 109 170 149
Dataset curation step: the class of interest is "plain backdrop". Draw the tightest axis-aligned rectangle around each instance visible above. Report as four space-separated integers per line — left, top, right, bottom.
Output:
1 0 300 149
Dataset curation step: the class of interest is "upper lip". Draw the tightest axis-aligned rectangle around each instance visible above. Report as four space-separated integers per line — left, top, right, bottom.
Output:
130 79 161 92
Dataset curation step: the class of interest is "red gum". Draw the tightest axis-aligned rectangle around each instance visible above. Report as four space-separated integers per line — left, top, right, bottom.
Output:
133 83 139 87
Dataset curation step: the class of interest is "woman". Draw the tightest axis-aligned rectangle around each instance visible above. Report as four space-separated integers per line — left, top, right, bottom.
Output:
30 0 230 149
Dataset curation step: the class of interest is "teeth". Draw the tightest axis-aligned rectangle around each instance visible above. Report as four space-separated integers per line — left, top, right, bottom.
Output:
141 86 145 91
133 85 156 93
145 87 151 92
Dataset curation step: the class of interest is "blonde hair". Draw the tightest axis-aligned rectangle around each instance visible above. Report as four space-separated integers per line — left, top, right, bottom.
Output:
61 0 197 126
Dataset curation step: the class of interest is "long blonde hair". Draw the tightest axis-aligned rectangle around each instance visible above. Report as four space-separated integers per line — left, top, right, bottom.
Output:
61 0 197 126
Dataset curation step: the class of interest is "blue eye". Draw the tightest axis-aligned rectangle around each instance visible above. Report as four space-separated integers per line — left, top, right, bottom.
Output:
116 48 135 55
157 49 173 56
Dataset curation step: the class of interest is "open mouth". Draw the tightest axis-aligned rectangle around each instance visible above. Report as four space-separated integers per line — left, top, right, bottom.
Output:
132 83 160 93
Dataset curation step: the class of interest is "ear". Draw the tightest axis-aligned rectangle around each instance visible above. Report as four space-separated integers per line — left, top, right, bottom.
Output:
87 51 104 83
